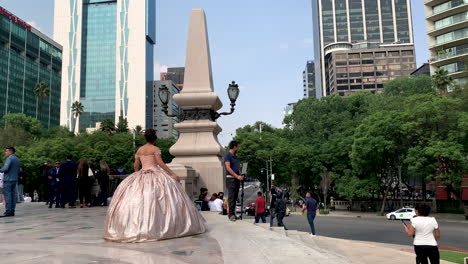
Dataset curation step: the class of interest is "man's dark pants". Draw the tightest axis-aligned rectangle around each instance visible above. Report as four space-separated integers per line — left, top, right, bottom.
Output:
277 212 286 228
226 178 240 217
307 214 316 235
255 212 266 223
61 181 75 207
3 181 17 215
49 182 61 207
270 208 276 227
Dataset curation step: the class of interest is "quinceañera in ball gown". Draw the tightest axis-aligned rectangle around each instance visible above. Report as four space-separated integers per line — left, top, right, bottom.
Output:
104 129 206 242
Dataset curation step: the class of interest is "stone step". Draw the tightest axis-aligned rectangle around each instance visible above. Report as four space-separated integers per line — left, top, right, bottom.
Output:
270 226 286 235
255 223 271 230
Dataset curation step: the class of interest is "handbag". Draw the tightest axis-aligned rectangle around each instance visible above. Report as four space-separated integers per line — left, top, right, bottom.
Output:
0 172 3 189
88 168 96 181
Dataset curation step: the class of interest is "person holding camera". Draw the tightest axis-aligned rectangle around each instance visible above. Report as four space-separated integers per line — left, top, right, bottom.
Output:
402 204 441 264
224 141 244 222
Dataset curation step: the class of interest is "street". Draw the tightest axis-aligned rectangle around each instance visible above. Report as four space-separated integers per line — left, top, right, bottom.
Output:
241 185 468 250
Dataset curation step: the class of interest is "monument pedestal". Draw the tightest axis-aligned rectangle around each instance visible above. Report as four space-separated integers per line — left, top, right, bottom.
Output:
167 163 199 200
168 9 226 196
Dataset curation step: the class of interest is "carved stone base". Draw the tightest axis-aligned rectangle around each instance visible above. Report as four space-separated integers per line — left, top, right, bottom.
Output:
167 163 199 200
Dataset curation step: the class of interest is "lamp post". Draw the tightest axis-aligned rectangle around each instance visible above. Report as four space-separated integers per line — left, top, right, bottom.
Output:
158 81 240 121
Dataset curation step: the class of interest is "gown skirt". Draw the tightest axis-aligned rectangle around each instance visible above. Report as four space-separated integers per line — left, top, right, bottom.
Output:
103 166 206 242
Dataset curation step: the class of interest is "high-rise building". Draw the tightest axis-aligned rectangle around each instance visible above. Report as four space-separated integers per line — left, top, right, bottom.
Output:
303 61 316 98
312 0 415 97
54 0 155 132
424 0 468 85
0 6 62 128
327 43 416 95
160 67 185 90
153 80 179 139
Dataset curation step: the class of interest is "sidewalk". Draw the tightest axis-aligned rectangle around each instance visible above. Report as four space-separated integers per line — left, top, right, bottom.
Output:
0 203 455 263
289 209 468 223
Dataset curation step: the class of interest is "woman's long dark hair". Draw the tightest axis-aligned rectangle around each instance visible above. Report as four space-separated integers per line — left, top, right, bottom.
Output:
77 157 89 177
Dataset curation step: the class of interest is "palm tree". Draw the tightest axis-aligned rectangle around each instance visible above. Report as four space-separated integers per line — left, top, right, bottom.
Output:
34 81 50 120
133 125 143 135
432 68 454 97
100 119 115 135
71 101 84 134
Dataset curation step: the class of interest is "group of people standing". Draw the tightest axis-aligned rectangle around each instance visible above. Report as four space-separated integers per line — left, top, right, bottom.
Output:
39 156 110 209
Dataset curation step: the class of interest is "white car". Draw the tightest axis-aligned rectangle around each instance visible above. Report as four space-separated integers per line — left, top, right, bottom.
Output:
386 208 416 220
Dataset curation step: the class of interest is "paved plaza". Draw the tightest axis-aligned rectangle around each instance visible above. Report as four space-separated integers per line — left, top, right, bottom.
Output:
0 203 455 264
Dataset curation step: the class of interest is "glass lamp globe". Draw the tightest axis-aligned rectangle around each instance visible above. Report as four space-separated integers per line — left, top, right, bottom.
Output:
227 81 240 103
158 84 170 105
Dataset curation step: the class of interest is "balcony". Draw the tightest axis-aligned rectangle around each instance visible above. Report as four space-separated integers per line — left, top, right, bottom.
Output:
426 2 468 21
431 47 468 66
428 18 468 36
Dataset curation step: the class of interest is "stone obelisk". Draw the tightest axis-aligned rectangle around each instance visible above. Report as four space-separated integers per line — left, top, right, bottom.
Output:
170 9 225 194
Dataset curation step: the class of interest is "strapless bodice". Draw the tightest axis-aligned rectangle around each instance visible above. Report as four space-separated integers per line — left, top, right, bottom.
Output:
138 154 160 170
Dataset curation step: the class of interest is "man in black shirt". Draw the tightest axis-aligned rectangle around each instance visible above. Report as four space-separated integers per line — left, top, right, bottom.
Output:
224 141 244 221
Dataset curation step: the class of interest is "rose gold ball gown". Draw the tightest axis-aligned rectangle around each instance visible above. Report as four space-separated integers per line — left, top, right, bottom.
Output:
104 152 206 242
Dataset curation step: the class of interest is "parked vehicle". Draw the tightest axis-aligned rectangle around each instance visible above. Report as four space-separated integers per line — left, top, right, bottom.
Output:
245 203 270 217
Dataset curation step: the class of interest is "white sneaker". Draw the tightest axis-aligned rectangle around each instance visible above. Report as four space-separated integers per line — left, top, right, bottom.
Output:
310 234 317 237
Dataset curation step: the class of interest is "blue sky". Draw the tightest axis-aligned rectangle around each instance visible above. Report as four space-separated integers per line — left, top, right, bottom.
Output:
0 0 428 145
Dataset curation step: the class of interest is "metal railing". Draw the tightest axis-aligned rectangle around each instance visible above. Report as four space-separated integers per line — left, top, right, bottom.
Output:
431 48 468 62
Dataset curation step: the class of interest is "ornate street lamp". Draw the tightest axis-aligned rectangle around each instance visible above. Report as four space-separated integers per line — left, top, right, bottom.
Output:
158 81 240 121
158 84 177 117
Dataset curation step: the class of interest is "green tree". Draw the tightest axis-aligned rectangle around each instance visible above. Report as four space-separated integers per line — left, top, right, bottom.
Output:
33 81 50 121
116 118 129 133
0 113 43 136
0 127 33 148
351 111 407 214
432 68 454 97
71 101 84 134
404 94 467 215
384 75 436 97
100 119 115 135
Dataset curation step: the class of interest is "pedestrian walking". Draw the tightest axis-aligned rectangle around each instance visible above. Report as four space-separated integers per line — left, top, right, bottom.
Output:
224 141 244 221
95 160 110 206
77 158 93 208
403 204 440 264
48 161 61 208
17 167 25 203
59 154 78 208
269 182 278 227
255 191 266 223
302 192 318 237
276 190 287 229
0 147 21 217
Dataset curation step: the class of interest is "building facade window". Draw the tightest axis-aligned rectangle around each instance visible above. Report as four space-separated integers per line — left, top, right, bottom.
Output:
434 11 468 30
436 27 468 44
433 0 468 15
322 0 335 45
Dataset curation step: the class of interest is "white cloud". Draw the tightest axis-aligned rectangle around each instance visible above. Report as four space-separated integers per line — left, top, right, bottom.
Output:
154 62 168 80
26 20 41 32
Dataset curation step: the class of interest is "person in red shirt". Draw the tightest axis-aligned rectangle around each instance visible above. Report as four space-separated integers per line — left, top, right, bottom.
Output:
255 191 266 223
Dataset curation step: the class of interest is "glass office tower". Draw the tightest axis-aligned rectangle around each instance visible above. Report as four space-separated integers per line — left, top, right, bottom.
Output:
54 0 155 132
0 6 62 128
312 0 414 97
